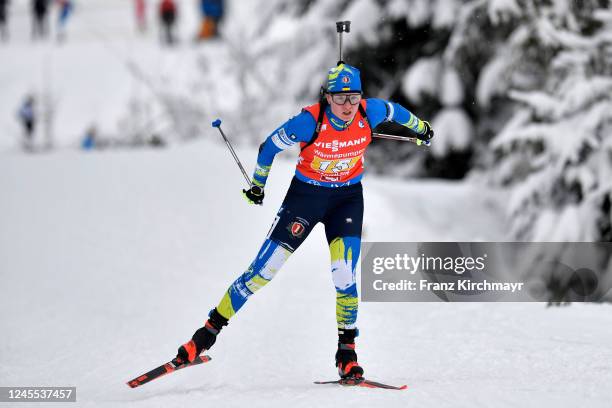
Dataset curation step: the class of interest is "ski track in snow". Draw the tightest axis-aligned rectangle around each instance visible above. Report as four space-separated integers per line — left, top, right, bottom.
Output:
1 1 612 407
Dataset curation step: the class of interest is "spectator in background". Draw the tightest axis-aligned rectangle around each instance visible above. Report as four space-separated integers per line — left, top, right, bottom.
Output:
158 0 176 45
149 134 165 148
134 0 146 32
81 125 97 151
31 0 50 40
197 0 223 41
56 0 73 42
0 0 9 42
18 95 36 151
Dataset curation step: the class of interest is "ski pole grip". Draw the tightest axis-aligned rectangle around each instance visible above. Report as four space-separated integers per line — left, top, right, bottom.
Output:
212 119 222 128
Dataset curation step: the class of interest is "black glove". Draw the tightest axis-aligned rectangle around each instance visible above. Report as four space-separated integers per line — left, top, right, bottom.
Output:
419 121 434 141
242 185 264 205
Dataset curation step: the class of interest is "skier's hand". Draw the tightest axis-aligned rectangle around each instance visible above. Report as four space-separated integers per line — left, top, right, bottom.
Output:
243 185 264 205
416 121 434 146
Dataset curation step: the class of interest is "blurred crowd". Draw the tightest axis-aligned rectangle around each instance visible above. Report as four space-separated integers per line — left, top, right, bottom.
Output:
16 94 166 153
0 0 225 45
150 0 225 45
8 0 226 153
0 0 73 42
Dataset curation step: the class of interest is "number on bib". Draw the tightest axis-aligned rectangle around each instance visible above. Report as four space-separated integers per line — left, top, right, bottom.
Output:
311 156 360 174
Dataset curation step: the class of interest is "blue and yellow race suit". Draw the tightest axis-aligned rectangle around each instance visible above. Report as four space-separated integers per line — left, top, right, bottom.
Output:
214 98 427 329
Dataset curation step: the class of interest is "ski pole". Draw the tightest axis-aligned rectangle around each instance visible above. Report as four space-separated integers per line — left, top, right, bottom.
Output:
373 132 429 146
336 21 351 64
211 119 252 187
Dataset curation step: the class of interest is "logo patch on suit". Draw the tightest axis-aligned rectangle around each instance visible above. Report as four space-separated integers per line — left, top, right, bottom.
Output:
287 217 309 238
288 222 305 238
358 120 365 128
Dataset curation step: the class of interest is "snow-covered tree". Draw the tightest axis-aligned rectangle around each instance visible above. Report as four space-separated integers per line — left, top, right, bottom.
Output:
345 0 476 178
215 0 344 143
183 0 612 253
482 0 612 242
474 0 612 302
214 0 478 176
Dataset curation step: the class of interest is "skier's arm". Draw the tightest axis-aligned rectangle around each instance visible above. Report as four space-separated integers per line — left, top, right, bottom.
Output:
250 111 316 188
365 98 430 136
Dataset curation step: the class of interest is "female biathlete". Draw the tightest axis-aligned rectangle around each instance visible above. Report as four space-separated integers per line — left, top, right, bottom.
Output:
174 63 434 380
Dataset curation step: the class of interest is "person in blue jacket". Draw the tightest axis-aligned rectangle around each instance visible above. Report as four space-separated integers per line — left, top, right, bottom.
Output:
18 95 36 150
197 0 223 40
81 125 97 151
174 64 434 380
56 0 73 42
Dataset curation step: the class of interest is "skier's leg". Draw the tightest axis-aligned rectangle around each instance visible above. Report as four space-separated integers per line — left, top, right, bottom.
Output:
38 14 46 38
176 236 301 365
31 15 37 39
324 186 364 329
323 185 364 378
23 121 34 151
0 14 6 41
328 236 361 329
215 237 293 320
177 178 327 363
217 178 331 319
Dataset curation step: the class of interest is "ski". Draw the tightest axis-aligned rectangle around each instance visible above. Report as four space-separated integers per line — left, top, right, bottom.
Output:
314 378 407 390
127 355 212 388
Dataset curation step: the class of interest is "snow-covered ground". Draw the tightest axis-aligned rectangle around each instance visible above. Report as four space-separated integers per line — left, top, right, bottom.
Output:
1 1 611 407
1 141 611 408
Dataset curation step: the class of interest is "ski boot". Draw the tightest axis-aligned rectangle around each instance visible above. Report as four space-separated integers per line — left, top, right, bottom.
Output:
335 328 364 380
174 308 228 366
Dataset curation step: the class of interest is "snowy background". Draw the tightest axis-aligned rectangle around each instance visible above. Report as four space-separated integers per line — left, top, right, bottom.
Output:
1 0 611 407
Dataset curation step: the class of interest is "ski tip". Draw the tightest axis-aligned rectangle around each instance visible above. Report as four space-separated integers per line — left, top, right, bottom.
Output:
212 119 222 128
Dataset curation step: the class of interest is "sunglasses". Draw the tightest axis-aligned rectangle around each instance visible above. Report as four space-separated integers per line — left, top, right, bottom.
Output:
330 94 362 105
